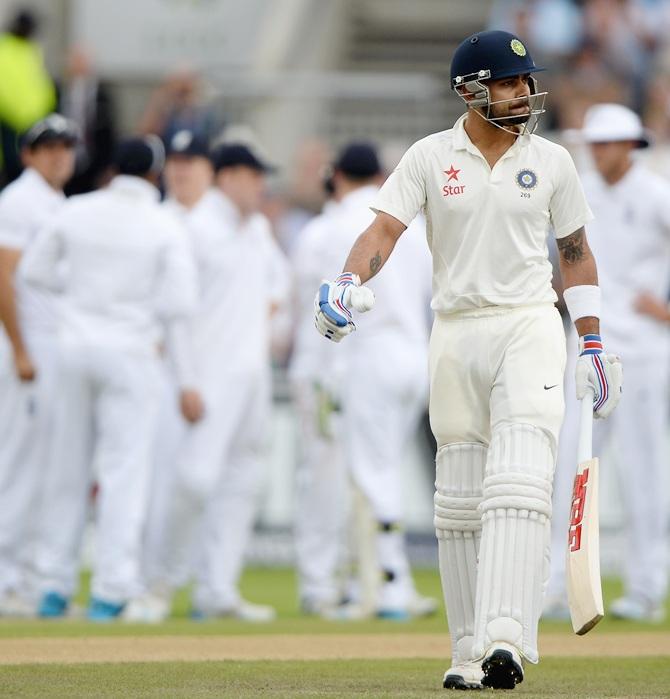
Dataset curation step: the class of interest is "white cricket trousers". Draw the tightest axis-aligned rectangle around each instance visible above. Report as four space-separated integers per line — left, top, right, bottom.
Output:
549 345 670 606
0 329 58 597
158 370 270 611
292 379 347 606
430 304 566 664
35 342 161 604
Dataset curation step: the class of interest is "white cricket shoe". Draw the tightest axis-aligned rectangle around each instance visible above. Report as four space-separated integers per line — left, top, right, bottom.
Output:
481 642 524 690
407 593 439 618
0 591 36 618
322 601 373 621
609 596 665 623
193 599 277 623
442 661 483 690
122 590 172 623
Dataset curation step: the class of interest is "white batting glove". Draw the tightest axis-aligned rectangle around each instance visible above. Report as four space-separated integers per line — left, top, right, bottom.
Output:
575 334 622 419
314 273 375 343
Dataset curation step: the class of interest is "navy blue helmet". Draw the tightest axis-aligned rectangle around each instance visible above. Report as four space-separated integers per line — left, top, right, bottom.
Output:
450 30 544 89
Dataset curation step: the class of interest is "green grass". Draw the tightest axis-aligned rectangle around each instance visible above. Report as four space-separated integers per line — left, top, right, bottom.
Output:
0 568 667 638
0 658 669 698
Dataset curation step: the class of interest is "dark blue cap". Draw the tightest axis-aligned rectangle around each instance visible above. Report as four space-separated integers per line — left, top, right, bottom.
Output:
167 129 210 158
211 143 276 173
333 142 381 178
450 30 545 89
20 113 79 149
114 135 165 176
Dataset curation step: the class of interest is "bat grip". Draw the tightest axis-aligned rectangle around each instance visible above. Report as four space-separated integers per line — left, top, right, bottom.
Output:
577 388 594 464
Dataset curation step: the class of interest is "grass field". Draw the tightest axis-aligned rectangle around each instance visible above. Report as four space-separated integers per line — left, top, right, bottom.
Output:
0 568 669 698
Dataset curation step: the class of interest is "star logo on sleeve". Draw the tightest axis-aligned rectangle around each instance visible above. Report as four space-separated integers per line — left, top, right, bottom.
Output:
444 164 461 181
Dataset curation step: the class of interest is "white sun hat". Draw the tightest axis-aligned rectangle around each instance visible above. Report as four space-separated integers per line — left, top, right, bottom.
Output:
581 103 652 148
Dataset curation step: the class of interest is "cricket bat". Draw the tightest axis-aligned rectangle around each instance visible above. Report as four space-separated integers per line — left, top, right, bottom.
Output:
566 389 604 635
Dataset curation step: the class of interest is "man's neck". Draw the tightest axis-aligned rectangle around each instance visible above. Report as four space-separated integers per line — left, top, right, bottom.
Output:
463 110 518 152
602 159 633 186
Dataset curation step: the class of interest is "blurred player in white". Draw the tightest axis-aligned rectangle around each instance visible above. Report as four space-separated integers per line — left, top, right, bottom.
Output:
133 130 213 606
0 114 77 616
320 143 435 620
290 171 348 615
22 137 197 621
546 104 670 623
315 31 622 691
131 142 289 622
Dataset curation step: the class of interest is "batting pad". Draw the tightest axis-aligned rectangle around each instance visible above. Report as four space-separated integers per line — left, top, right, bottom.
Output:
473 423 554 664
434 443 485 665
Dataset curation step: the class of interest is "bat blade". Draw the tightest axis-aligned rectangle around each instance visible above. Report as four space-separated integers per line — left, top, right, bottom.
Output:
566 455 604 635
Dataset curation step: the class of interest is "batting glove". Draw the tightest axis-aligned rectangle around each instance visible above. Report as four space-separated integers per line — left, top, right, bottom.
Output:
314 273 375 343
575 334 622 419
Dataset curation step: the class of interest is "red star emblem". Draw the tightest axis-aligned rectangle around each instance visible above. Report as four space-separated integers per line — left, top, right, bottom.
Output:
444 164 460 181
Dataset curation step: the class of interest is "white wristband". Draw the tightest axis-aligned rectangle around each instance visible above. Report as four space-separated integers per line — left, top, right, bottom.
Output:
563 284 601 322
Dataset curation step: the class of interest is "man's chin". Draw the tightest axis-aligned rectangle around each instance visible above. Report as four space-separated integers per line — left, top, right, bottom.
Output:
499 113 531 126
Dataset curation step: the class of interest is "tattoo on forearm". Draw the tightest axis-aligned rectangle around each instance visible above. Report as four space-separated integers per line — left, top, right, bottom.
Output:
370 250 382 275
557 230 585 265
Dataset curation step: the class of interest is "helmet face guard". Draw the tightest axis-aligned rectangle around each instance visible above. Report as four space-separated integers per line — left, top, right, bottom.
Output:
449 31 548 135
453 69 547 136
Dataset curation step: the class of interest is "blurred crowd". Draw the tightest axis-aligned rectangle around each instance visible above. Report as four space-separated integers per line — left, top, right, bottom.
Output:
0 5 668 624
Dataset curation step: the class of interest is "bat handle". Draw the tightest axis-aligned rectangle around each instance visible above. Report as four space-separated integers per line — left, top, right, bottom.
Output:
577 388 594 464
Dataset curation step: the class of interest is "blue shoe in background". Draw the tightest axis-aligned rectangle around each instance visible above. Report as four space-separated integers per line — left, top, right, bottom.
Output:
38 591 69 618
87 597 125 622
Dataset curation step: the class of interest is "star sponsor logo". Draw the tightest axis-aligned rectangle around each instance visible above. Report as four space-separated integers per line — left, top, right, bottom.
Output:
443 164 465 196
516 168 538 190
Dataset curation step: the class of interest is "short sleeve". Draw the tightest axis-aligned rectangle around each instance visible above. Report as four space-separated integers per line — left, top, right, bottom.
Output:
0 197 31 251
371 141 427 227
549 146 594 239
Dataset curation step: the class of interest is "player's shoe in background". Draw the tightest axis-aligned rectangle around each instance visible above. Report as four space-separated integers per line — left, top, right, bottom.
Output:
322 601 373 621
191 599 276 622
87 597 125 622
442 661 484 690
541 595 571 621
481 642 524 690
609 595 665 623
122 588 172 623
407 592 439 618
0 590 36 618
38 591 68 618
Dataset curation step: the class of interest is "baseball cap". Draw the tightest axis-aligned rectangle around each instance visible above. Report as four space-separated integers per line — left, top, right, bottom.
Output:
114 135 166 176
581 103 651 149
333 142 382 179
211 143 276 173
166 129 210 158
20 113 79 149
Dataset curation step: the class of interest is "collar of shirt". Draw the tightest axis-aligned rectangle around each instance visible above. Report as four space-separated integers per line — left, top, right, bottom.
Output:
23 167 66 202
452 112 531 160
109 175 160 202
211 189 245 226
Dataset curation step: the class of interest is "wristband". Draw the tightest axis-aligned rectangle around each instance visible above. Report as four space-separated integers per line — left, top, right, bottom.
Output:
563 284 601 322
335 272 360 287
579 333 603 355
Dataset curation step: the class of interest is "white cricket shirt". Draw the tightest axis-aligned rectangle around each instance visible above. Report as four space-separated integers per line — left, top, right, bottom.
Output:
21 175 197 352
580 164 670 359
0 168 65 333
372 113 593 314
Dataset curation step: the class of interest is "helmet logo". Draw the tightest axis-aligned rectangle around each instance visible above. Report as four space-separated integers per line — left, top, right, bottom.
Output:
510 39 527 57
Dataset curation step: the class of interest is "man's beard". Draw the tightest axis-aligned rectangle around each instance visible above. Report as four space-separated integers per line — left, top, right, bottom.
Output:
489 101 531 126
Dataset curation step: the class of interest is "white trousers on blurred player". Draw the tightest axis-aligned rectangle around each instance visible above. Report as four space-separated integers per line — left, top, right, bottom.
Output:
549 344 669 607
342 336 429 612
0 330 58 599
35 342 161 604
293 379 348 607
157 370 270 611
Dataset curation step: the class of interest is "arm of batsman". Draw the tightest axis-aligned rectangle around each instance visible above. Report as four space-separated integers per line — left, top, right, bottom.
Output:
575 348 623 419
314 273 375 343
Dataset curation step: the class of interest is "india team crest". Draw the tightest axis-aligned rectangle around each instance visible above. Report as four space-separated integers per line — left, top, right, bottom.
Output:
516 168 538 190
510 39 527 56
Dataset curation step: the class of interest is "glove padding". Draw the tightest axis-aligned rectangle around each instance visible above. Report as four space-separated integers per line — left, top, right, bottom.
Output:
314 272 375 343
575 334 622 419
